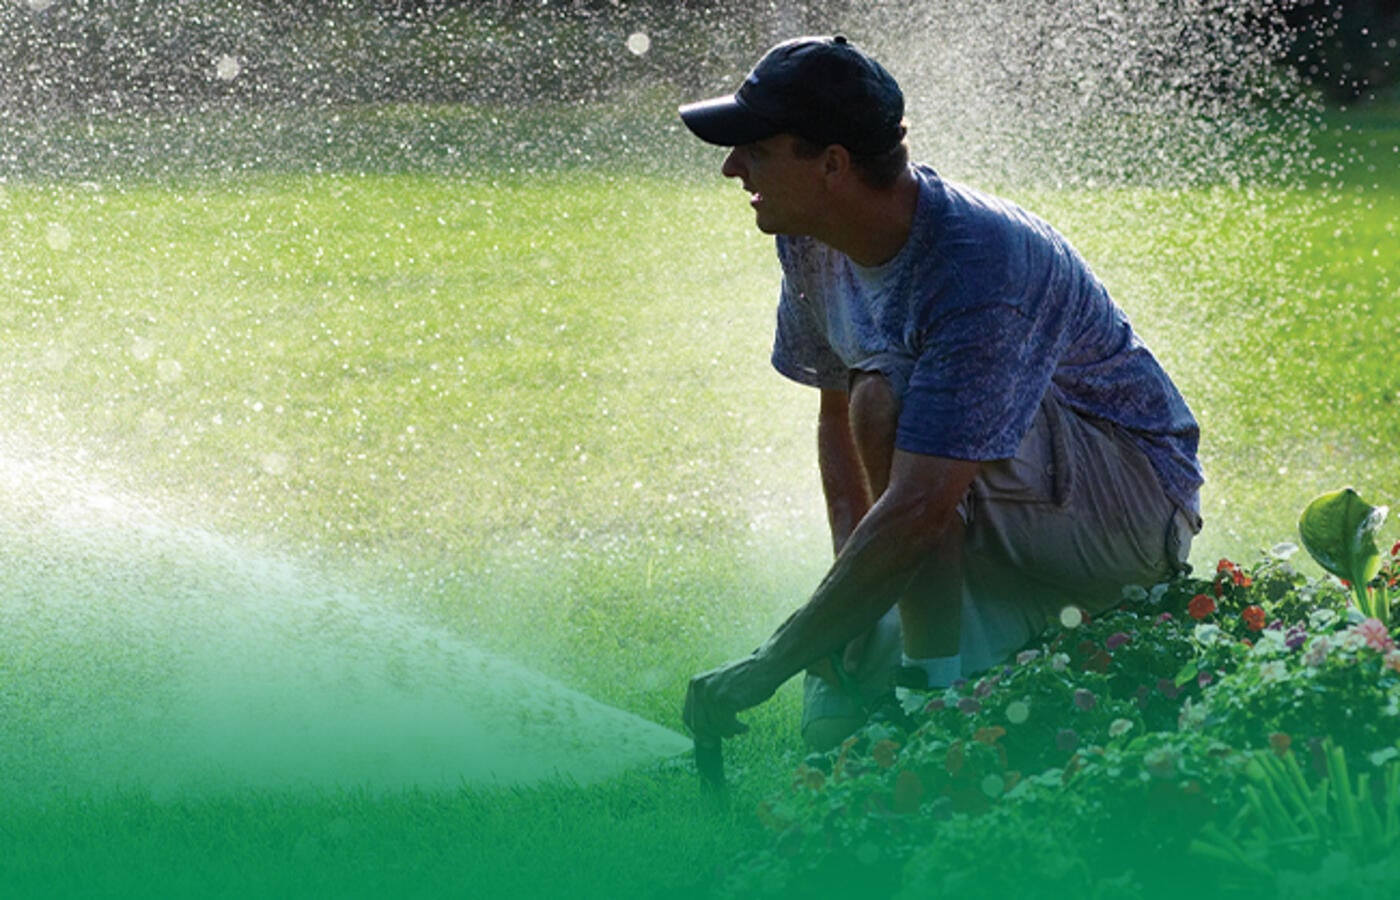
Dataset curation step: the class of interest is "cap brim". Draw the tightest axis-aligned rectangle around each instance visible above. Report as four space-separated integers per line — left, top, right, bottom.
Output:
678 96 779 147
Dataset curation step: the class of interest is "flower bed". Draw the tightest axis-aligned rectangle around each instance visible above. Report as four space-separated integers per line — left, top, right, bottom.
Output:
717 540 1400 899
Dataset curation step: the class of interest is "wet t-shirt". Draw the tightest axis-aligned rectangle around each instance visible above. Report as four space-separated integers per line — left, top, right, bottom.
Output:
770 164 1203 514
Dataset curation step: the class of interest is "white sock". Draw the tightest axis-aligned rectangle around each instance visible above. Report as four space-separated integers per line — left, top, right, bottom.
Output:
901 653 962 689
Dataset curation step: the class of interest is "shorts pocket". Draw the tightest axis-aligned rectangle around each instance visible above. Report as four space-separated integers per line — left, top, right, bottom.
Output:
971 394 1069 507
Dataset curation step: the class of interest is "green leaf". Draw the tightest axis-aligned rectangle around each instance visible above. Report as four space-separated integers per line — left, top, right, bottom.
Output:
1298 488 1389 587
1174 661 1198 688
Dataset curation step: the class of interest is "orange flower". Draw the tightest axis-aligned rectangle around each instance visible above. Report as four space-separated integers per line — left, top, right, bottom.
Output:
1188 593 1216 619
973 726 1007 746
872 739 900 770
1269 733 1292 757
893 769 925 814
946 740 966 776
796 765 825 792
1242 605 1266 632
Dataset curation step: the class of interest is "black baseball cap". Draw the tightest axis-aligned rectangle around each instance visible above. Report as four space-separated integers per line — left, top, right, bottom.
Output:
678 35 904 156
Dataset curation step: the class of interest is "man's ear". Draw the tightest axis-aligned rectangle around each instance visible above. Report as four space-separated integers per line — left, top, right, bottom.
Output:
822 144 853 184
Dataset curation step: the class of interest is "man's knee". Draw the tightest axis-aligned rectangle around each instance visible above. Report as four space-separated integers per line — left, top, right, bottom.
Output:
802 715 866 752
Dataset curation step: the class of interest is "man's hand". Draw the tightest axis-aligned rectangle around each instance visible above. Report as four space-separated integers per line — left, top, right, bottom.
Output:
806 629 870 688
683 654 782 740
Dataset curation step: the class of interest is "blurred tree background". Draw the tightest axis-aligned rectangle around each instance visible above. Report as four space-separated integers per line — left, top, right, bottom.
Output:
1 0 1394 116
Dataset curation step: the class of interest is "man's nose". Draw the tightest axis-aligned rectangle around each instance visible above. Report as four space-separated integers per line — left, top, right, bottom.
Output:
720 148 745 179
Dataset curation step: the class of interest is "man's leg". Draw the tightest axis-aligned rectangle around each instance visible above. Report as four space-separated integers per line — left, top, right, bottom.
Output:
801 372 964 749
851 372 964 661
954 392 1198 674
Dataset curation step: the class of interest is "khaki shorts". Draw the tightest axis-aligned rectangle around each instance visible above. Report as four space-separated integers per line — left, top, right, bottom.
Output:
802 391 1199 734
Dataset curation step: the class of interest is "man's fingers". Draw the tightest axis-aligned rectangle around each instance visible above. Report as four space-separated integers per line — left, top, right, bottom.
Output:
842 629 871 674
684 673 749 740
806 656 838 685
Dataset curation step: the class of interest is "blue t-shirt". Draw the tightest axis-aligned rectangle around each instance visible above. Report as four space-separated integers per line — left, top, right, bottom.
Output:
770 165 1203 513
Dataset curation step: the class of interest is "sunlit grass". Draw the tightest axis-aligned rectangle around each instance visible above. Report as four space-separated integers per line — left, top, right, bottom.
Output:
0 108 1395 898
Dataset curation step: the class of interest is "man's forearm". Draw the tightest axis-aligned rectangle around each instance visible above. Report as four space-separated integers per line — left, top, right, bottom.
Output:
750 489 952 688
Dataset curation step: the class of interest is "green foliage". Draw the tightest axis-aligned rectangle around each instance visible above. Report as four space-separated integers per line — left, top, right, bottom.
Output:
719 545 1400 899
1299 487 1392 622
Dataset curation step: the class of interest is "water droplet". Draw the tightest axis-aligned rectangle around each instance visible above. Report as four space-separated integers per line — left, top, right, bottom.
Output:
45 223 72 251
1006 700 1030 724
215 55 242 82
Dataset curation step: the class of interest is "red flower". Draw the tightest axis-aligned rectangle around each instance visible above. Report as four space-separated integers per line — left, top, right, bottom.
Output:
1242 605 1267 632
1188 593 1216 619
1216 558 1253 587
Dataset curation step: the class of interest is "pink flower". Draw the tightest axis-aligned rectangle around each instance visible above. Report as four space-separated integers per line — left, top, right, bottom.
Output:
957 697 982 715
1073 689 1097 711
1105 632 1132 651
1385 651 1400 675
1305 636 1332 667
1357 618 1396 653
1016 649 1041 666
1056 728 1079 753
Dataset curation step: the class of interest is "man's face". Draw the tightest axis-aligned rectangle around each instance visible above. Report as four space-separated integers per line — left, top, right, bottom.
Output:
720 135 827 236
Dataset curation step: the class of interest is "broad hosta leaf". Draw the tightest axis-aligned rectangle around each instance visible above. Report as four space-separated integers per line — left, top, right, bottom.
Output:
1298 488 1389 586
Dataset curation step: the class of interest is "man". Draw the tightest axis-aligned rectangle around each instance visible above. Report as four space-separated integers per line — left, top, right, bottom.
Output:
679 36 1203 751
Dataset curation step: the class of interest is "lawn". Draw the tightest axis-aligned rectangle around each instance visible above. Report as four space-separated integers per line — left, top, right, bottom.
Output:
0 102 1395 898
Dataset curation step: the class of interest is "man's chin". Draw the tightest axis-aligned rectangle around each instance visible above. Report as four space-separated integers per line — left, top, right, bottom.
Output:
753 216 789 236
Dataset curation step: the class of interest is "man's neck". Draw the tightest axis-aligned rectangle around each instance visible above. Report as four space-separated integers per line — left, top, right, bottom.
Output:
822 167 920 268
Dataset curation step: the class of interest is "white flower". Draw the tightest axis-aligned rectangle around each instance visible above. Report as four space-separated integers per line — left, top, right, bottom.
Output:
1121 584 1148 603
1252 628 1288 656
1050 652 1071 672
1016 649 1041 666
1149 583 1171 605
1308 608 1339 631
1269 542 1299 560
1339 627 1368 652
1178 697 1208 730
1370 747 1400 767
1109 718 1135 738
1193 623 1223 646
1258 660 1289 683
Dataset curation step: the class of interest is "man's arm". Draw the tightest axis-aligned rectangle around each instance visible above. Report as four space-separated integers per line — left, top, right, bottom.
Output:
817 387 873 555
683 448 982 738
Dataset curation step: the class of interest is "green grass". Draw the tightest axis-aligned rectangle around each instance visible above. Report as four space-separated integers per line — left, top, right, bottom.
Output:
0 105 1396 898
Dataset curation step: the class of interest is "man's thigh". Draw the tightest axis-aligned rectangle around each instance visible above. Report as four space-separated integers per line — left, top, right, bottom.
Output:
957 393 1196 662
